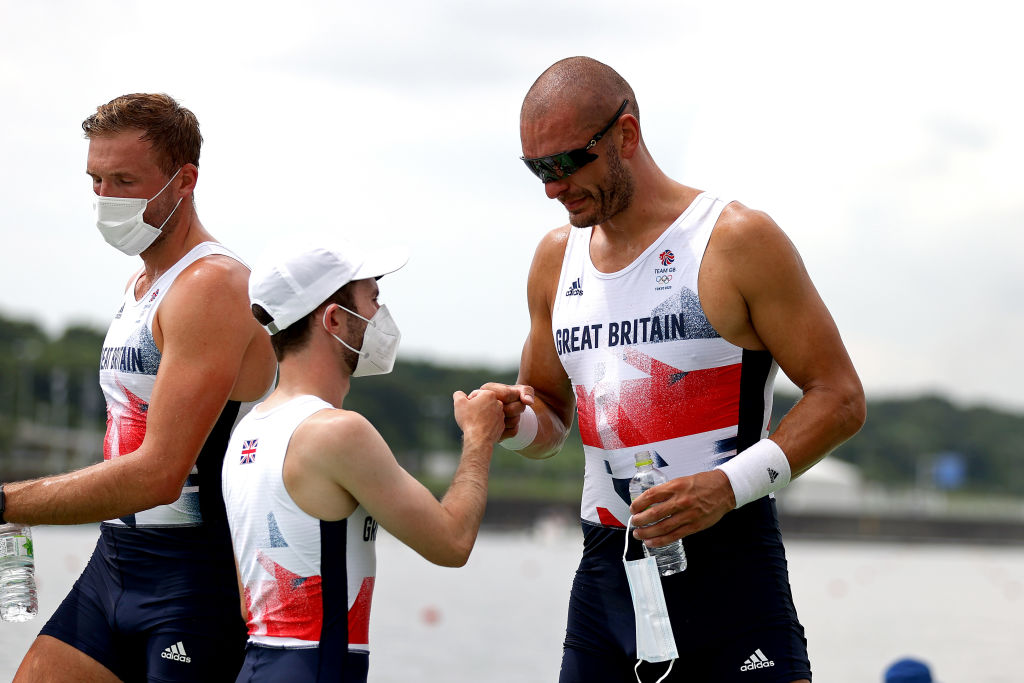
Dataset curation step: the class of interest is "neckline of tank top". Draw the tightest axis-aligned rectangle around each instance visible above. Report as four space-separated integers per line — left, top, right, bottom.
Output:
249 394 333 421
126 241 232 305
583 191 714 279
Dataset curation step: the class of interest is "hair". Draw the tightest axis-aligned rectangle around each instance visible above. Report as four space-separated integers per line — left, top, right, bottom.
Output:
252 283 358 361
521 57 638 132
82 93 202 176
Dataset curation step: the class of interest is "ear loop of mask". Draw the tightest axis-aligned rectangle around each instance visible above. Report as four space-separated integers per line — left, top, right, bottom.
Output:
322 305 368 358
147 167 186 229
624 518 676 683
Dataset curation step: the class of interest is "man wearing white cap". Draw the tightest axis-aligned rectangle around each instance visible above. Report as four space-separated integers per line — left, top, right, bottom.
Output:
221 241 506 683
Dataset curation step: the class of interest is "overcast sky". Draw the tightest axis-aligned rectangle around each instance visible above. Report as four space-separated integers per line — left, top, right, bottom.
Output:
1 0 1021 411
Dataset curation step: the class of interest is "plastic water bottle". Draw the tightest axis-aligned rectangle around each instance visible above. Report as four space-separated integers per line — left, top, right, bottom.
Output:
628 451 687 576
0 523 38 622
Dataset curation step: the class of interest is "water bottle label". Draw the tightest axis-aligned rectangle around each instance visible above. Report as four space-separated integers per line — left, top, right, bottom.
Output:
0 535 33 559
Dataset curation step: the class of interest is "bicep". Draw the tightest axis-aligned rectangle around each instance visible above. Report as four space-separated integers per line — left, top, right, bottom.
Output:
143 345 240 471
742 233 865 466
745 242 856 392
141 266 257 477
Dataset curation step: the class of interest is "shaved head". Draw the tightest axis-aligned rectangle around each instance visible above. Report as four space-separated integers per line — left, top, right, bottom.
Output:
522 57 638 132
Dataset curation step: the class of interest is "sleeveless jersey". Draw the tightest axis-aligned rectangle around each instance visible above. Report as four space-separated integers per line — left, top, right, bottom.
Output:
222 395 377 653
99 241 255 528
551 192 779 528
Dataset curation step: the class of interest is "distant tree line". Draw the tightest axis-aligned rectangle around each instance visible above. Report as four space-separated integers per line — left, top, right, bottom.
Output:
2 312 1023 498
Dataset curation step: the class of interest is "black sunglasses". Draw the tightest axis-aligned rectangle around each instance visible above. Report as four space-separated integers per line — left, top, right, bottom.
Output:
521 99 629 183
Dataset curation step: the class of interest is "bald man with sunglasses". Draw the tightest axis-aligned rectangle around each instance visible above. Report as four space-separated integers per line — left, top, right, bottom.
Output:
478 57 865 682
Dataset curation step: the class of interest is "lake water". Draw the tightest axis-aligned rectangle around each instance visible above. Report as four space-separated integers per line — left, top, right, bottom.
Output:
1 523 1022 682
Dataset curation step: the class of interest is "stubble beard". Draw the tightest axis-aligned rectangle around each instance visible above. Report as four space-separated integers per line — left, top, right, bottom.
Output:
141 192 185 249
567 147 635 228
342 317 365 374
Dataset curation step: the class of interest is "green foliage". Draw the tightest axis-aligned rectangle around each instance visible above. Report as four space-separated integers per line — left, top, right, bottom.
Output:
4 310 1024 498
0 313 106 433
343 359 518 456
773 392 1024 495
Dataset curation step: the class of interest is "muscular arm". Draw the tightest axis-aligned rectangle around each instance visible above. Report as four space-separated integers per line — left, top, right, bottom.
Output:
285 391 506 568
480 227 577 459
4 257 273 525
631 205 865 543
709 205 866 473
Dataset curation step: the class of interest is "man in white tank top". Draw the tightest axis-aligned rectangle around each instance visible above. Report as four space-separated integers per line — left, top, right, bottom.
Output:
479 58 865 682
5 94 277 682
223 240 506 682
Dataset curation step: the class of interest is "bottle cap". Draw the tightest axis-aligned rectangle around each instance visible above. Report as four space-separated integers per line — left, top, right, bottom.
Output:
634 451 653 467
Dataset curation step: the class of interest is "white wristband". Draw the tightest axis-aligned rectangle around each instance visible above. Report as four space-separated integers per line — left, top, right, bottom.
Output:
499 405 538 451
715 438 792 509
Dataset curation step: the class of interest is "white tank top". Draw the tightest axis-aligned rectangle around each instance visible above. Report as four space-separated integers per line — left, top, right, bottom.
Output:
222 395 377 652
551 192 778 528
100 241 254 527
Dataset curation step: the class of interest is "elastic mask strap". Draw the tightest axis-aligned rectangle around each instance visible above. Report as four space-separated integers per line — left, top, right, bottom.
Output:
634 658 675 683
150 167 183 201
336 303 374 327
155 197 184 231
624 517 631 560
323 306 367 358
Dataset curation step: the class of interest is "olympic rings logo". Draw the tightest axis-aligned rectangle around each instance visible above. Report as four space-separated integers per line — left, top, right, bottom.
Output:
656 275 672 284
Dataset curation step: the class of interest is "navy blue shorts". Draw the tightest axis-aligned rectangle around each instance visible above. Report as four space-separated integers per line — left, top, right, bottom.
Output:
235 643 369 683
39 524 247 683
559 498 811 682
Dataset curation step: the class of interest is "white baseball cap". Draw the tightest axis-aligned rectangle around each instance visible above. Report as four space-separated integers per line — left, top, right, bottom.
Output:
249 239 408 335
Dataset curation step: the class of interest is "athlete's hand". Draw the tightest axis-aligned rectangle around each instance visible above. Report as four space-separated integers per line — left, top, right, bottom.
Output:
628 470 736 545
453 389 506 444
470 383 535 441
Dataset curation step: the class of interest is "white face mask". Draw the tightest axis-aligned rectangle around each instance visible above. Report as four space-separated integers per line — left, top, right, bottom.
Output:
623 519 678 682
94 168 184 256
323 303 401 377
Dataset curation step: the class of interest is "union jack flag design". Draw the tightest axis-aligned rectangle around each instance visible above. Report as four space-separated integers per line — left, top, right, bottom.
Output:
240 439 258 464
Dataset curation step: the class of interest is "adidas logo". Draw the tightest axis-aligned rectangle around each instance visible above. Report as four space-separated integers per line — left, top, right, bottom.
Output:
767 467 779 483
740 648 774 672
565 278 583 297
161 641 191 664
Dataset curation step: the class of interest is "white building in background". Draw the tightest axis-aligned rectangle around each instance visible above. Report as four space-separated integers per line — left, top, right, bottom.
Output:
776 456 869 513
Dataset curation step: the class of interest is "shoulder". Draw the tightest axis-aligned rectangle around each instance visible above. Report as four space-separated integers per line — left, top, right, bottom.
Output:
161 252 251 319
529 225 572 281
530 224 570 268
705 201 804 283
713 201 790 252
294 408 384 458
525 225 572 310
704 200 812 319
155 251 259 347
287 407 392 485
175 252 250 296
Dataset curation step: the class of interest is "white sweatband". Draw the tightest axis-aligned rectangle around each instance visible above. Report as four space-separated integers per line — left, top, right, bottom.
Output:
715 438 792 509
499 405 539 451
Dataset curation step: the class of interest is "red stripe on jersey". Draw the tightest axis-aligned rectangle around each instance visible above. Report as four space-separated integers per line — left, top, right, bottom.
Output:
575 351 741 449
347 576 375 645
104 381 149 460
247 550 323 641
596 507 625 528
